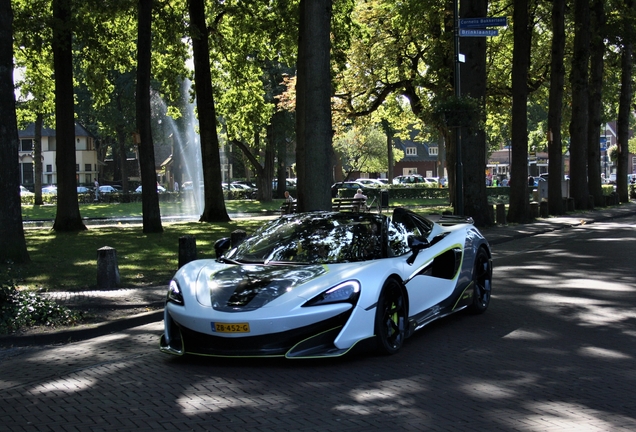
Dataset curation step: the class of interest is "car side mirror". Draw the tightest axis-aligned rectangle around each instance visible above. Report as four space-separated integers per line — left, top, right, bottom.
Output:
214 237 231 259
407 235 430 265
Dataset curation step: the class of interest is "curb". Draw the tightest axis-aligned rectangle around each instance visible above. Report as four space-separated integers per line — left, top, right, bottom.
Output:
0 309 164 348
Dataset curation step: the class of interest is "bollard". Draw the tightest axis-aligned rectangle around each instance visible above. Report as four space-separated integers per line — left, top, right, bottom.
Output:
496 203 506 225
540 201 549 218
97 246 120 290
567 197 575 211
231 230 247 248
529 201 539 219
179 235 197 268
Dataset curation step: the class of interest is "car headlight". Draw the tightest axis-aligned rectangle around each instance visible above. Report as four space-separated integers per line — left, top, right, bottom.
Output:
167 280 184 305
303 280 360 307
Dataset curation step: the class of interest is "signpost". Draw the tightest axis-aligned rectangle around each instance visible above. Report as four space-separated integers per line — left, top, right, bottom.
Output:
459 29 499 37
453 14 507 216
459 17 507 28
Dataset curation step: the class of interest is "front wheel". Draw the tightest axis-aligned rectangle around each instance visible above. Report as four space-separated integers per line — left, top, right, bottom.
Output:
374 278 407 355
467 247 492 314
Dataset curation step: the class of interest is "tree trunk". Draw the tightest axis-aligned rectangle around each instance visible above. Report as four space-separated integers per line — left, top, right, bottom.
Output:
34 113 44 205
52 0 86 232
0 0 30 263
508 0 531 224
568 0 591 210
587 0 605 207
116 127 130 193
136 0 163 233
459 0 491 227
189 0 230 223
547 0 566 215
616 0 634 203
295 0 333 212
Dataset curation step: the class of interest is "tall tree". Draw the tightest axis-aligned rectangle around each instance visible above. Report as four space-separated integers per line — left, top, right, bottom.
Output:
188 0 230 222
136 0 163 233
547 0 566 215
0 0 30 263
587 0 606 207
459 0 492 226
569 0 591 210
295 0 333 212
616 0 635 203
51 0 86 231
508 0 532 223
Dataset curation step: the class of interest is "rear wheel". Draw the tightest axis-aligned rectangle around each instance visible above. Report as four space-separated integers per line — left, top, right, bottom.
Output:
468 248 492 314
374 278 407 355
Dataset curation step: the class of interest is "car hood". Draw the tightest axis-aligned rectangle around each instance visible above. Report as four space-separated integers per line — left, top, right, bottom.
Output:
195 263 328 311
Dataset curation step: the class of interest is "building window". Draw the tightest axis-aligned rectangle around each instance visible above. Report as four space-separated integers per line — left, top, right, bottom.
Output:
46 174 53 184
48 137 56 151
20 163 34 185
85 164 91 172
76 164 80 172
405 147 417 156
428 146 438 156
85 174 92 184
20 139 33 152
46 164 53 173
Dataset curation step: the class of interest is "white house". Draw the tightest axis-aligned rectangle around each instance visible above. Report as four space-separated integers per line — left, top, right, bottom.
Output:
18 123 99 188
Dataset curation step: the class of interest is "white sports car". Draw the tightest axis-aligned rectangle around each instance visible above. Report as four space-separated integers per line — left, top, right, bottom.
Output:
160 208 492 359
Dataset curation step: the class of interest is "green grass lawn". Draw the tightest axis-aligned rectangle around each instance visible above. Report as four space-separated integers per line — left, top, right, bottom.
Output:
10 197 451 292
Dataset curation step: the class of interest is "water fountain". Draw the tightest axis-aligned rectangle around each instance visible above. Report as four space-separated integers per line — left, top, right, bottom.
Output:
156 81 205 218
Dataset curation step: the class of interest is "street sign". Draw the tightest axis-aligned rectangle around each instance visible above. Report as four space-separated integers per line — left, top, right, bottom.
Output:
459 17 507 29
459 29 499 37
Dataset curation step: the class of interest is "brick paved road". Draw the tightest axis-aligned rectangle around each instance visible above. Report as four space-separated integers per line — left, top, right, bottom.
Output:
1 217 635 431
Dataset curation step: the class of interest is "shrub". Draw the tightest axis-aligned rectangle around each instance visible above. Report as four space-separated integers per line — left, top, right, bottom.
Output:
0 282 82 335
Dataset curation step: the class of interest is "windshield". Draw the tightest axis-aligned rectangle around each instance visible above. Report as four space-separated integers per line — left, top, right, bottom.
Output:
227 213 384 264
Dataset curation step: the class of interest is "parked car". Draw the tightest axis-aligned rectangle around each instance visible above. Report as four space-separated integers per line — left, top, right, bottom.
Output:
272 179 296 189
20 185 34 196
232 180 257 189
229 183 257 198
99 185 119 194
355 178 385 187
77 186 92 193
331 181 367 197
160 208 492 359
134 185 167 193
41 185 57 194
392 174 426 185
332 181 366 190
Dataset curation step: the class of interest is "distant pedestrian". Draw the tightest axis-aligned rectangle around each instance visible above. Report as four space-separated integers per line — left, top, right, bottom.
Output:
284 191 294 202
354 189 367 201
353 189 367 212
174 181 179 192
94 178 99 201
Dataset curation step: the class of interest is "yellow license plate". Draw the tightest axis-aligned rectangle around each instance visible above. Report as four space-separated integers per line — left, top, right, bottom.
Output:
213 322 250 333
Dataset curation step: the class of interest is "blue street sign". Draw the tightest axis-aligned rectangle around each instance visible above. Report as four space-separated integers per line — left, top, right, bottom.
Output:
459 17 507 29
459 28 499 37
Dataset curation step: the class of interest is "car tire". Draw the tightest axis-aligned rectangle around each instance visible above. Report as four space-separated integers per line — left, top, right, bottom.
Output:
374 278 407 355
467 247 492 314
